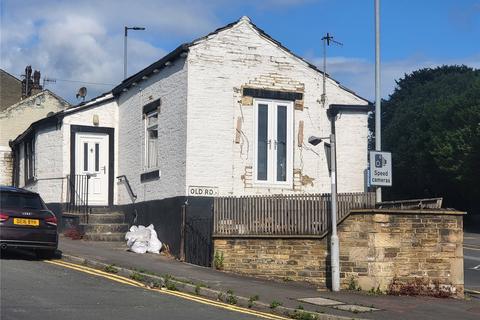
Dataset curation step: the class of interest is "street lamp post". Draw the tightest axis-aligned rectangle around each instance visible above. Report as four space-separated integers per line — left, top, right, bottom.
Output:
124 26 146 80
374 0 382 202
308 133 340 291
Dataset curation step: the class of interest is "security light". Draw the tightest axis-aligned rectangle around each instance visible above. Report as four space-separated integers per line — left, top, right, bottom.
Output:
308 136 322 146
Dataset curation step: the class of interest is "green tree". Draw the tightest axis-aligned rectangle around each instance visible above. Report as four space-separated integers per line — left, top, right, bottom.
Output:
369 65 480 224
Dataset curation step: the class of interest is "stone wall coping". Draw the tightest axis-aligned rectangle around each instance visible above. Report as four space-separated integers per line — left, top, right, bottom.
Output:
212 234 325 239
349 208 466 215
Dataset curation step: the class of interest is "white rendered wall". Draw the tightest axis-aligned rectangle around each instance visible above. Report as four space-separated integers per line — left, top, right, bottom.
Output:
117 58 188 204
18 124 66 203
186 20 368 196
61 99 119 203
17 99 119 204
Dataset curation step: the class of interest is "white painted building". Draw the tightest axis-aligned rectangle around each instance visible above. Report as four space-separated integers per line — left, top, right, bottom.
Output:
12 17 370 220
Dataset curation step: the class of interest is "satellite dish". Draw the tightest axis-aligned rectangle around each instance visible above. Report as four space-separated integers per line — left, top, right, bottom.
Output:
76 87 87 101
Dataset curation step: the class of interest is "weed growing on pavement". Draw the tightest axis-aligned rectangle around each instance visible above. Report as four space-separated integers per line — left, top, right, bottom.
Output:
296 305 304 310
217 292 224 302
194 283 206 295
162 274 177 291
130 272 145 282
248 295 259 308
368 286 383 295
225 290 237 305
270 300 282 309
104 264 118 274
213 251 224 270
290 310 317 320
347 276 360 291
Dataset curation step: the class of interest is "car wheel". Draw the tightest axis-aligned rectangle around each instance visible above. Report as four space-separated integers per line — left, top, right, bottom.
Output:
36 249 56 260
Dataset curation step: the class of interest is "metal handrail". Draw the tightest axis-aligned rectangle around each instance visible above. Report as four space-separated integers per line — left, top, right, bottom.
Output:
117 175 138 223
66 174 90 223
116 175 137 201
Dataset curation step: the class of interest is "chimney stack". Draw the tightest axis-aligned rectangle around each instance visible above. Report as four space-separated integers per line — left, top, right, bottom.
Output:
21 66 43 98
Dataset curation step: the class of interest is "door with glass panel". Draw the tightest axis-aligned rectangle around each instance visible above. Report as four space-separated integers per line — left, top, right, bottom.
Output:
75 133 109 205
254 99 293 186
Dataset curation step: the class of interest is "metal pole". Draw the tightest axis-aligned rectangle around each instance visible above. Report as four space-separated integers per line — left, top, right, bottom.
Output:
330 133 340 291
180 205 186 262
124 27 128 80
374 0 382 202
322 36 327 106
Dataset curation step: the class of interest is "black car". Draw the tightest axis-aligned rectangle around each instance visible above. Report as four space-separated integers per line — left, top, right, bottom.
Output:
0 186 58 258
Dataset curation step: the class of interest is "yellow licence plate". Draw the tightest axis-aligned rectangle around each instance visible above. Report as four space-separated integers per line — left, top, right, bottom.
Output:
13 218 39 227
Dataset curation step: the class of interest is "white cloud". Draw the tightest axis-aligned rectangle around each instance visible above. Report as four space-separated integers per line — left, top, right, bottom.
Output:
0 0 223 103
311 55 480 100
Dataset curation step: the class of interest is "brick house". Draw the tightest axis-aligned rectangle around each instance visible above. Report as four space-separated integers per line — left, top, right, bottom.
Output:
11 17 370 253
0 68 70 185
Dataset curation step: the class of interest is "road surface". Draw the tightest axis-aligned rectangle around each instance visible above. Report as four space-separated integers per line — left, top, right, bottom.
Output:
465 232 480 294
0 250 284 320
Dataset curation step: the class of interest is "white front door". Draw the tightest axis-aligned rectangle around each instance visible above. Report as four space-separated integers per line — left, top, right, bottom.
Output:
75 133 109 206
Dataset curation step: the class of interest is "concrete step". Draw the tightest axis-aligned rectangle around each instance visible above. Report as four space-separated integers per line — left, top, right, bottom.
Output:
90 207 124 215
81 223 129 234
82 232 126 242
87 213 125 224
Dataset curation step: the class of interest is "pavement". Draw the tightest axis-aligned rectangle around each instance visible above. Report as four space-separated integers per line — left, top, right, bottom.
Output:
0 251 273 320
56 235 480 320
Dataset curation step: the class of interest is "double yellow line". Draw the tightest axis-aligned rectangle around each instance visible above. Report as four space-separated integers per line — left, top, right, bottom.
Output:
46 259 289 320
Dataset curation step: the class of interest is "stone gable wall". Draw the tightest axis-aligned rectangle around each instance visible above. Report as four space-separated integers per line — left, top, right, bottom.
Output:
187 20 369 197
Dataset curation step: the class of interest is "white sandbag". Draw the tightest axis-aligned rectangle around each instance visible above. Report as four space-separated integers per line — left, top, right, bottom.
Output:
146 224 162 254
125 225 151 254
131 241 148 254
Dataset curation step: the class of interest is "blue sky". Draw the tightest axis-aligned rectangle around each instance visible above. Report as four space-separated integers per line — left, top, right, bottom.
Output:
1 0 479 103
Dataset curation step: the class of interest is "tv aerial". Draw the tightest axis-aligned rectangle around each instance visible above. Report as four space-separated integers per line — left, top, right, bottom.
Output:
76 87 87 102
321 32 343 107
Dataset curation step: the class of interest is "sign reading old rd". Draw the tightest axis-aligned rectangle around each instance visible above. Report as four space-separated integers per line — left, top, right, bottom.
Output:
369 151 392 186
188 186 219 197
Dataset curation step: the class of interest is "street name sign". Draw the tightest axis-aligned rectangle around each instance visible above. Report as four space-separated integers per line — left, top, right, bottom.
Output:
369 151 392 186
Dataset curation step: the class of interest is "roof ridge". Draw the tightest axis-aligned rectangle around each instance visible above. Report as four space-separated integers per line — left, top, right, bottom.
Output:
110 16 368 103
1 89 69 114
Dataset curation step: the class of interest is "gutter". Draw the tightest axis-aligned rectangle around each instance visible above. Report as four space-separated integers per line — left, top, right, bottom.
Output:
327 104 374 117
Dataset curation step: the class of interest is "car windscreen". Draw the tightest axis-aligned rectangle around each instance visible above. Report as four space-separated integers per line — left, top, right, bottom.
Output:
0 192 45 210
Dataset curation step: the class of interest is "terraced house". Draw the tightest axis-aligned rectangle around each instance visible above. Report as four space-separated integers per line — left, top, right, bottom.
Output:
10 17 370 257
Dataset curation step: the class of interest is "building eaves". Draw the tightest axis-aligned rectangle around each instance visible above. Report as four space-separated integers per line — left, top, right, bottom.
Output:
112 44 190 96
10 92 115 147
9 111 61 148
67 91 113 110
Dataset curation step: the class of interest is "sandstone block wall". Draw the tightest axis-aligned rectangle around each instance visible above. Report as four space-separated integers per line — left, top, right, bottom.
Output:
213 209 464 296
214 238 329 286
339 210 464 295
